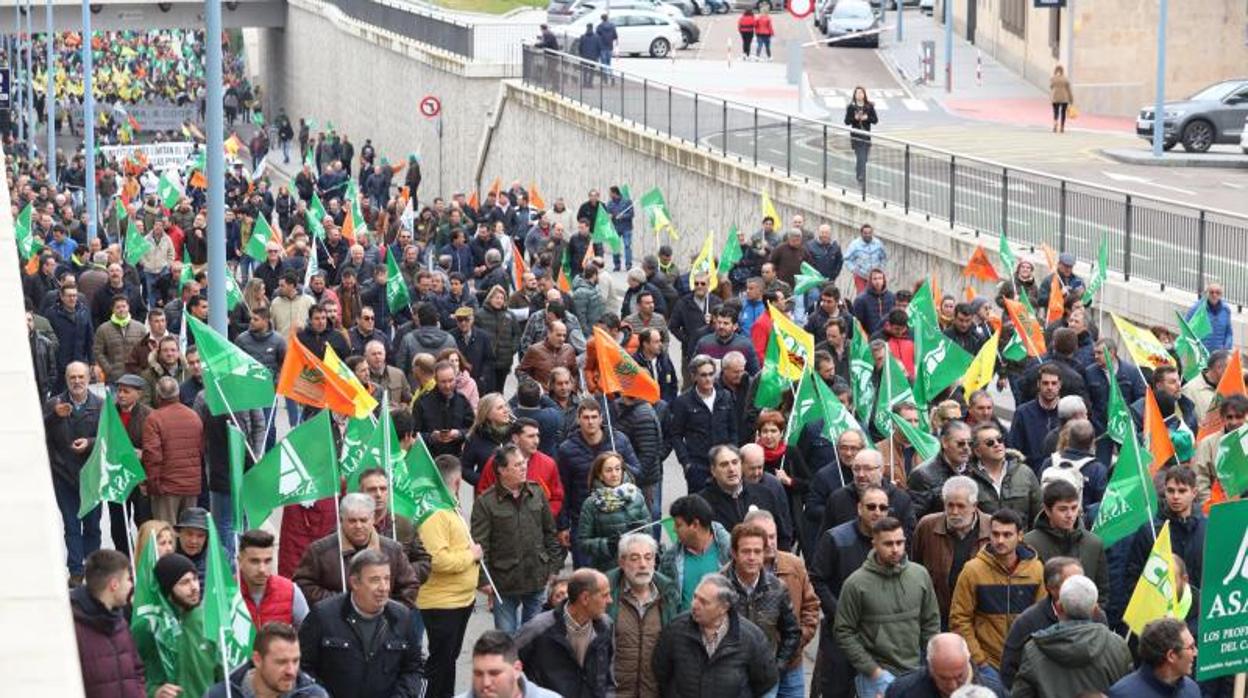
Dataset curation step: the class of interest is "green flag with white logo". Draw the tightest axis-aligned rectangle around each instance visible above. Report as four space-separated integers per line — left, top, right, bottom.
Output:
201 511 255 670
187 315 276 415
244 213 275 264
223 271 243 313
1081 236 1109 304
1188 300 1212 339
785 370 823 447
241 410 340 526
131 534 181 681
385 250 411 314
124 218 153 266
909 281 974 405
1092 423 1156 547
1215 424 1248 499
998 232 1018 281
179 247 194 291
348 393 403 491
1197 499 1248 681
1103 347 1134 446
392 434 458 524
793 262 827 297
14 202 41 260
873 346 914 438
890 411 940 462
592 203 622 253
306 191 327 240
720 225 743 272
78 392 148 518
157 170 182 209
340 415 377 485
1175 310 1210 383
850 318 876 425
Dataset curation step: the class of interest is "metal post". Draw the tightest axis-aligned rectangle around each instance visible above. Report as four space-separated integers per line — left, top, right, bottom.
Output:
721 101 727 156
206 0 227 335
821 124 828 187
44 0 53 181
1123 194 1133 280
81 0 95 241
642 78 647 129
785 117 791 177
1058 180 1067 251
944 0 952 93
620 71 624 118
667 85 672 136
599 69 604 111
753 109 759 166
1000 168 1008 238
1151 0 1167 157
904 144 911 212
897 0 904 42
1197 210 1206 292
25 0 33 151
13 4 21 148
693 93 698 146
948 155 956 228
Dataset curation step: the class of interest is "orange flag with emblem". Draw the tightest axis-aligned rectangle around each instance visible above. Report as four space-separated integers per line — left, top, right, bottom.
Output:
276 332 363 415
591 326 659 403
1003 298 1046 357
1197 351 1248 443
962 246 1000 282
1143 387 1176 475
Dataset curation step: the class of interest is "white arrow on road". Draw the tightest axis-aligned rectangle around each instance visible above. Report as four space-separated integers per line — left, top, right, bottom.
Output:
1101 171 1196 197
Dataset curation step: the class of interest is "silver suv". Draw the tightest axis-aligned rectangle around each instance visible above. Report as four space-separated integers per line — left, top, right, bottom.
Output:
1136 79 1248 153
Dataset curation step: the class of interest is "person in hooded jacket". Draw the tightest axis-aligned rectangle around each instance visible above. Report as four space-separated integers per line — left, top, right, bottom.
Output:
851 268 894 335
1022 480 1108 603
72 550 146 698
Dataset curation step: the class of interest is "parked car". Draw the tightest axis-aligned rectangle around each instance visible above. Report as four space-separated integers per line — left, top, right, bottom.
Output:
818 0 881 45
663 0 698 15
572 0 697 46
1241 115 1248 154
919 0 934 14
1136 78 1248 153
555 9 684 57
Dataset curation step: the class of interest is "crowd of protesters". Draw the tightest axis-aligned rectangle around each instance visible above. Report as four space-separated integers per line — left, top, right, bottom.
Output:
19 71 1236 697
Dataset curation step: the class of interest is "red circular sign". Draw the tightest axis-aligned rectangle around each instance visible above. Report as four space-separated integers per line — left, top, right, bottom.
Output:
787 0 814 19
419 96 441 118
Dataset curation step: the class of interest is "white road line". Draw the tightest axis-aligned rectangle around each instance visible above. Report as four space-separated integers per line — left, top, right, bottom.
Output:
873 100 890 110
901 98 928 111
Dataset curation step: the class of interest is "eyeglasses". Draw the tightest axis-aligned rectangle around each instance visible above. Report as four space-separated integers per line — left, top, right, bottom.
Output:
361 316 374 321
952 439 973 448
862 503 889 512
978 438 1001 447
694 282 708 287
456 317 472 322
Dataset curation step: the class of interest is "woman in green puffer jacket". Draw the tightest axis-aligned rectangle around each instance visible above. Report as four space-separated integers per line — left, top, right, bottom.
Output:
577 451 652 571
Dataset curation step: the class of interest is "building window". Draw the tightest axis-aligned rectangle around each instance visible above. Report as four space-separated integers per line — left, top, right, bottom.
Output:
1002 0 1025 37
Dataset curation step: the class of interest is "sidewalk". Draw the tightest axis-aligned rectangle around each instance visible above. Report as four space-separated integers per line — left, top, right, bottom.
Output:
879 11 1133 133
614 54 830 120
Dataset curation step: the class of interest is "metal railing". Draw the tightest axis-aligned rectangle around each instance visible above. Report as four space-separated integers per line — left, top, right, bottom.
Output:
521 46 1248 307
326 0 475 58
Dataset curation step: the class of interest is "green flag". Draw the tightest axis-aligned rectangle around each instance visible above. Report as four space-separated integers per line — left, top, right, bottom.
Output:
251 111 265 127
639 187 670 228
1197 500 1248 681
592 203 623 253
187 315 276 415
815 370 870 447
349 393 403 491
785 370 823 447
1215 424 1248 498
78 392 148 518
753 328 788 409
306 192 327 240
1175 310 1211 383
124 218 153 266
244 214 274 264
1103 347 1134 446
909 281 974 404
890 411 940 461
14 202 40 260
873 346 914 438
179 247 195 291
793 262 827 296
304 147 316 171
241 410 340 526
202 512 255 670
1001 329 1028 362
1093 424 1157 547
131 534 181 681
850 319 876 425
1188 300 1212 339
227 423 247 532
157 170 182 209
223 271 243 313
340 416 377 485
392 435 458 524
720 225 743 271
385 251 411 314
998 232 1018 279
1081 236 1110 304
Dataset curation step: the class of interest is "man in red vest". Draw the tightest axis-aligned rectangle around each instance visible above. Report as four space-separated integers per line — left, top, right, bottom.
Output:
239 529 309 628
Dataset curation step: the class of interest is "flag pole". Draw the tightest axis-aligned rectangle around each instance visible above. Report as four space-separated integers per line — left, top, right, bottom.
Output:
123 500 137 582
600 392 618 452
332 490 348 593
211 382 263 464
262 393 279 445
382 390 398 540
218 626 235 698
456 512 504 605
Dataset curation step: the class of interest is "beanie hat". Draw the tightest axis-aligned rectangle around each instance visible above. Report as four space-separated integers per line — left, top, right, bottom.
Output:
154 553 197 597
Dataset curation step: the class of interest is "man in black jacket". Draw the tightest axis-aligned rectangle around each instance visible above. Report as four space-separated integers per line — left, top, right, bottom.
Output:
298 549 426 698
516 568 614 698
698 445 793 551
412 362 474 458
670 356 739 493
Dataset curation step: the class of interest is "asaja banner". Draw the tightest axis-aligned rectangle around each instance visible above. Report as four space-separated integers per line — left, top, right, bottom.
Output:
1198 499 1248 680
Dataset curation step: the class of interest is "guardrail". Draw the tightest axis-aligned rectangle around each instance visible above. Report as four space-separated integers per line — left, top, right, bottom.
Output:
325 0 476 58
521 46 1248 308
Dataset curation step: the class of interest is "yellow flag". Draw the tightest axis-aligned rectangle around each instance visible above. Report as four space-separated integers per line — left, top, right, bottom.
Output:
690 230 719 292
323 344 380 418
963 329 1001 401
761 192 780 226
769 303 814 381
1123 521 1179 634
1111 313 1176 369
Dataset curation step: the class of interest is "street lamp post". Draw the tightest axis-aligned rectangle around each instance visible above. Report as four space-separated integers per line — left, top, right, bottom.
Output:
1151 0 1167 157
943 0 952 92
205 0 227 334
81 0 96 241
13 4 22 148
25 0 34 155
45 0 54 181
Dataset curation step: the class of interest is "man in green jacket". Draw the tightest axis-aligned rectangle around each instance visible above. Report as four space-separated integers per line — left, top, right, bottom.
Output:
834 516 941 698
131 553 218 698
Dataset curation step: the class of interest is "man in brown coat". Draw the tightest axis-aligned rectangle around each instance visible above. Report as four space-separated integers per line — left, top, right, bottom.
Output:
141 376 205 524
910 475 991 628
293 492 422 608
93 295 148 385
516 320 578 388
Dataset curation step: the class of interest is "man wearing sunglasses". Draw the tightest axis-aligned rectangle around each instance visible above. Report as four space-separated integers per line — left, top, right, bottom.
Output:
969 424 1042 530
818 449 916 542
908 420 976 519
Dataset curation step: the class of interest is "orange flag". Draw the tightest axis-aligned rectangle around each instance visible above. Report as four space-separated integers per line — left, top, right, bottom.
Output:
1204 478 1228 515
529 183 547 210
1197 351 1248 443
964 286 977 302
1143 387 1176 475
1045 273 1065 325
557 272 571 294
962 246 1000 282
1003 298 1047 357
511 241 528 290
488 177 502 199
1041 243 1058 273
276 332 362 415
340 211 356 245
591 326 660 403
24 254 40 276
467 190 479 211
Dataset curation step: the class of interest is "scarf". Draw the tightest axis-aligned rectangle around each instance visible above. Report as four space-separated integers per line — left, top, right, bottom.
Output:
480 420 511 445
761 441 786 466
590 481 638 514
110 313 131 327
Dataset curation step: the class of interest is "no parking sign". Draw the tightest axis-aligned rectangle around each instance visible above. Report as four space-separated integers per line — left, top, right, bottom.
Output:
788 0 815 19
419 95 441 119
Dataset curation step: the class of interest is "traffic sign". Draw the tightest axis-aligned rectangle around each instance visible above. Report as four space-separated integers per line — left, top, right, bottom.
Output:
419 95 441 119
787 0 815 19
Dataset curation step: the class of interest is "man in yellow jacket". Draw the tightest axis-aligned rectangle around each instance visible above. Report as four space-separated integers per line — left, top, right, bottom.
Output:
417 453 482 698
948 507 1045 683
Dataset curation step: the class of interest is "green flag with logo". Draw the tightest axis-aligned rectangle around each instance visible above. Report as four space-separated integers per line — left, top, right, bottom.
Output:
909 281 974 405
349 393 403 491
793 262 827 296
244 213 275 264
1001 328 1028 363
179 247 195 291
592 203 622 253
223 271 243 312
157 170 182 209
1175 310 1211 383
187 315 276 414
850 318 876 425
873 346 914 438
1081 236 1110 304
131 534 181 682
890 411 940 461
1197 499 1248 680
227 423 247 532
639 187 670 229
78 392 148 518
392 435 458 524
1188 300 1212 339
1103 347 1134 446
1092 424 1156 547
306 191 327 240
15 202 41 260
241 410 340 526
385 250 411 314
998 232 1018 280
124 218 153 266
202 512 255 670
754 327 788 410
719 225 743 272
340 416 377 485
785 370 823 447
1215 424 1248 498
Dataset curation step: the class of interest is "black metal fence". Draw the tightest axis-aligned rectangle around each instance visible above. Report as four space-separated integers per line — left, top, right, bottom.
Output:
522 46 1248 307
326 0 475 58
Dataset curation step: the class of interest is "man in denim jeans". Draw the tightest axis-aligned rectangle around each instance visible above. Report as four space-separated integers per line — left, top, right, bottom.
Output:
595 14 617 71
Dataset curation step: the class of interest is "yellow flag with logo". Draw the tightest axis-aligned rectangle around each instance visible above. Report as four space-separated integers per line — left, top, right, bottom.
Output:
1111 313 1176 369
690 230 719 292
963 329 1001 401
769 303 814 381
323 344 380 418
761 192 780 226
1123 520 1179 634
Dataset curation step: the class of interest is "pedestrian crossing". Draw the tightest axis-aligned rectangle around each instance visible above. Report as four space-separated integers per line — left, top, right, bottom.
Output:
814 87 931 112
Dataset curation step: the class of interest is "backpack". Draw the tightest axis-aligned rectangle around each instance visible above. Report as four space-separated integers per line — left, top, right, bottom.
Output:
1041 451 1096 497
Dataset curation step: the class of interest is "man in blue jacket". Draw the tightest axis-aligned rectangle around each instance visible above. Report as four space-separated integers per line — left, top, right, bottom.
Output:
1187 283 1233 351
1107 617 1200 698
577 24 602 87
605 185 633 271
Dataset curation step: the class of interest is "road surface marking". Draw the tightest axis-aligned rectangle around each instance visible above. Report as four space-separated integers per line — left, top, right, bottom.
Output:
1102 171 1197 197
902 98 928 111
